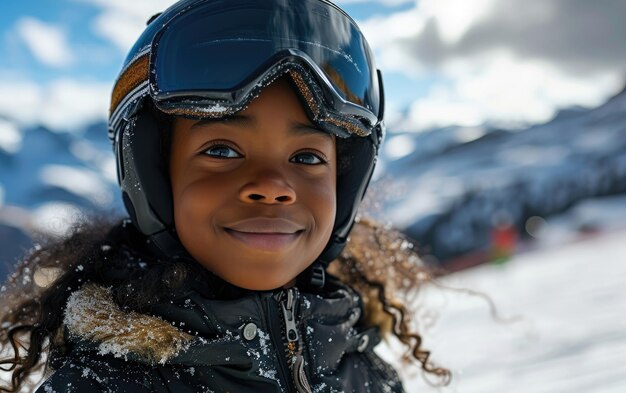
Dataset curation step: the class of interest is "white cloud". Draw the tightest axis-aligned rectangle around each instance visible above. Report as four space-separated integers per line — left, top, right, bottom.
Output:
358 8 426 77
0 119 23 153
31 202 85 237
360 0 626 130
40 79 110 130
39 165 114 207
0 80 42 124
0 78 109 131
405 52 622 130
417 0 495 45
358 6 424 50
358 0 495 74
408 65 622 131
92 11 147 52
73 0 176 52
15 17 75 68
384 134 416 159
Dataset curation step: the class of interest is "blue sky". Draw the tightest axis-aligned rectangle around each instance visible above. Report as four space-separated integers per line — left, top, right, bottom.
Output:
1 0 625 132
0 0 410 83
0 0 429 116
1 1 108 81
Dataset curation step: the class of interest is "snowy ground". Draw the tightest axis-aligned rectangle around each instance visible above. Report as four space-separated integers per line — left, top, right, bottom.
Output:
379 230 626 393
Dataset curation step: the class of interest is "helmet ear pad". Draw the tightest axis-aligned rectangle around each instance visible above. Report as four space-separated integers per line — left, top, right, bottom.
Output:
317 134 377 264
117 105 174 236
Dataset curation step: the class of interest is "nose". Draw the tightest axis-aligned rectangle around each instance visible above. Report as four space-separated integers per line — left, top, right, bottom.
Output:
238 172 296 205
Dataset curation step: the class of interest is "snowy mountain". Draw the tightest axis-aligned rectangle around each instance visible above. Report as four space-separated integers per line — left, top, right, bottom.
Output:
0 121 121 277
1 86 626 276
375 87 626 264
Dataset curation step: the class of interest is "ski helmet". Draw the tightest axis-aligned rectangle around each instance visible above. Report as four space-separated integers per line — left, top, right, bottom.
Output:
108 0 385 274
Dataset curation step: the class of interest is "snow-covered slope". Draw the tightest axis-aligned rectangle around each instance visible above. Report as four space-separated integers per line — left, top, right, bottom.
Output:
378 230 626 393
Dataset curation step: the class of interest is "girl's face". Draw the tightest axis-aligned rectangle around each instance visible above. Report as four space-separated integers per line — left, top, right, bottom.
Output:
169 77 337 290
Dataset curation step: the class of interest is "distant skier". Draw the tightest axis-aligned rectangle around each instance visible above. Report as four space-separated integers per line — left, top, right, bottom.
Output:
490 211 519 264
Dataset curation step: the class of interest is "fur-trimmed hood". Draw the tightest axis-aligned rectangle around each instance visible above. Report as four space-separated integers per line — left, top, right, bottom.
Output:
64 284 194 364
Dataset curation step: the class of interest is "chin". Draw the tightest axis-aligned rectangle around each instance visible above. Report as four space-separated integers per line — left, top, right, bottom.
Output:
219 266 302 291
231 276 296 291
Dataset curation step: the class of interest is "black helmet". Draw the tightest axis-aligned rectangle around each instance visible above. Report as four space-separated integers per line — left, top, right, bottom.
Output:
109 0 385 280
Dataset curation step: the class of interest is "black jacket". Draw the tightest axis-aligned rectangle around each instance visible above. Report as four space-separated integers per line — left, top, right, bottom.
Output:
37 275 405 392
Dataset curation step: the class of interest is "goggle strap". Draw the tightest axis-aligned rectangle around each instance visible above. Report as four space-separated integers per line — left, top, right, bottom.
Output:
111 54 150 117
287 70 321 118
289 70 369 137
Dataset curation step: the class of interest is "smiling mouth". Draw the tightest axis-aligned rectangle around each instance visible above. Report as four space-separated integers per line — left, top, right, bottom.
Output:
224 218 305 251
225 229 303 251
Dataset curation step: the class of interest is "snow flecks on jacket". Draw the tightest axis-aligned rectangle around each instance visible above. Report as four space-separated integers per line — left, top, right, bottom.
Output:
246 327 282 388
42 277 405 392
63 284 194 364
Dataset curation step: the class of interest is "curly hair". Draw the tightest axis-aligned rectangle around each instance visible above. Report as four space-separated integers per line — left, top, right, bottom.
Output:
0 213 451 391
331 217 451 384
0 217 192 392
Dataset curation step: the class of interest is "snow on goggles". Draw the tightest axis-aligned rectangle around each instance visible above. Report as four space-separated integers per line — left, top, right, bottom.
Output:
111 0 383 139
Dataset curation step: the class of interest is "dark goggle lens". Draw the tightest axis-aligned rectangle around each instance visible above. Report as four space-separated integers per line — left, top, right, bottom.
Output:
151 0 380 119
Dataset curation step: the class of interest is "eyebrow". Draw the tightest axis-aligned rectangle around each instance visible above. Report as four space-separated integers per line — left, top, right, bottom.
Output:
190 114 253 130
190 115 334 140
292 122 334 140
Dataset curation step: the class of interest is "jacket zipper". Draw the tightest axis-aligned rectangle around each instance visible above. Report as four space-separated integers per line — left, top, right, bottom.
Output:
267 291 294 392
276 287 312 393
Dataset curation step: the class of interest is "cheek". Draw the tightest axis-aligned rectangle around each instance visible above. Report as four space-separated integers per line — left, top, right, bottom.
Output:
173 181 220 235
300 173 337 238
318 190 337 247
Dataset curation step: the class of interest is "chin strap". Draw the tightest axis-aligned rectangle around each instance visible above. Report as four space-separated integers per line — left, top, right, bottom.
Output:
148 230 191 260
298 261 326 290
317 235 347 266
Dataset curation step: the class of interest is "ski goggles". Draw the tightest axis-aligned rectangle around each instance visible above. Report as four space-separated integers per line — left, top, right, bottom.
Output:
111 0 384 139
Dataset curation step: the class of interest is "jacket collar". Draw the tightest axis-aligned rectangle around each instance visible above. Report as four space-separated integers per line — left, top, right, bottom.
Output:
63 277 374 366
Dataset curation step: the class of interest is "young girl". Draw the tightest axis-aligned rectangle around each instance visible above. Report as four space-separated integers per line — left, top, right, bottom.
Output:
1 0 450 391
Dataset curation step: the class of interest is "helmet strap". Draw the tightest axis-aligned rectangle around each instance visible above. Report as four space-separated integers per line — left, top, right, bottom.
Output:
297 261 326 290
148 230 191 260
